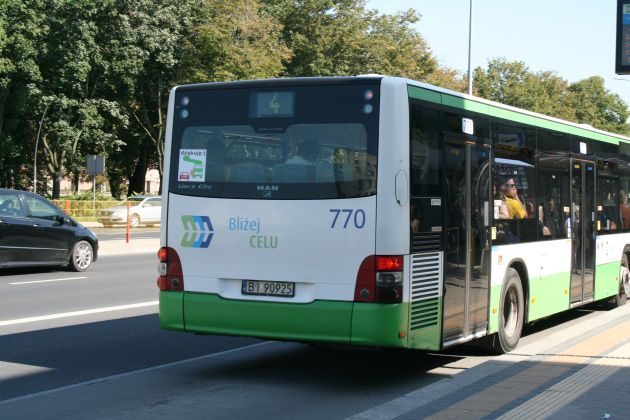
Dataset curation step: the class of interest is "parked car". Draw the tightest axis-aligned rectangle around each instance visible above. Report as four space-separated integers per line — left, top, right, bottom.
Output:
0 188 98 271
97 195 162 228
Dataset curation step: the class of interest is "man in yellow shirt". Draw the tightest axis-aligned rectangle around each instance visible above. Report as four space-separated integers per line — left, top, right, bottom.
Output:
502 178 527 219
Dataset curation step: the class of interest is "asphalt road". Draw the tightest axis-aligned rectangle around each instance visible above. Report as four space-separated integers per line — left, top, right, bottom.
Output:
0 251 258 401
0 240 618 418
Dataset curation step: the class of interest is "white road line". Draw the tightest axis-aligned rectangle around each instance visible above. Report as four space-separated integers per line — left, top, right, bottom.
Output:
0 301 158 327
0 341 273 406
9 277 88 285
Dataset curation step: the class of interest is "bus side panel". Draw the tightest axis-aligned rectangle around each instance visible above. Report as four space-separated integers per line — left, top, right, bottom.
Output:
161 87 177 247
594 233 630 300
528 271 570 321
375 77 410 256
407 298 442 351
350 303 409 348
489 241 571 332
594 262 619 301
183 293 353 343
159 291 184 331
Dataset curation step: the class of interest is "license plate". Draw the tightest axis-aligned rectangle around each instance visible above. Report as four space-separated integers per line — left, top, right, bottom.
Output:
241 280 295 297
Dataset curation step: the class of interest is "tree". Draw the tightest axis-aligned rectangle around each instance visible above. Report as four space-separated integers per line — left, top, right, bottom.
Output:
0 0 46 188
180 0 290 84
263 0 437 79
425 66 467 93
360 9 436 80
568 76 630 135
22 0 129 197
474 58 630 135
116 0 201 195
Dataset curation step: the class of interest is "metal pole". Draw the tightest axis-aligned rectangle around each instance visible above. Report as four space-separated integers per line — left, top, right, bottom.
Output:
33 104 49 194
92 156 96 216
467 0 473 95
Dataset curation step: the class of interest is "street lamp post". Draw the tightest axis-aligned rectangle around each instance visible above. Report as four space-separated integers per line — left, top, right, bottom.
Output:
467 0 473 95
33 104 49 194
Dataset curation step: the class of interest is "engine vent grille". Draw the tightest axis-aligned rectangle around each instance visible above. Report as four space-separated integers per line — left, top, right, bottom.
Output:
409 252 442 331
411 233 441 253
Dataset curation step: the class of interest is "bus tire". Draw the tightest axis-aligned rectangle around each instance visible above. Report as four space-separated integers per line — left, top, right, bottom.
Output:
494 268 524 354
615 255 629 307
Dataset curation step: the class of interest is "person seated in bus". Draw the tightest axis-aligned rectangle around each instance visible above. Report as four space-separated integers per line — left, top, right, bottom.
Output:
493 184 509 219
500 178 527 219
286 138 320 166
620 189 630 229
410 203 421 233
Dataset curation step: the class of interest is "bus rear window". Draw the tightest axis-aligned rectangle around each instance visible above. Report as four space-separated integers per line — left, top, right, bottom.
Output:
169 83 379 199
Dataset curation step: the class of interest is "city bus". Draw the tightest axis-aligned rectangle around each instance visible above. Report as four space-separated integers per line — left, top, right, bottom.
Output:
157 76 630 354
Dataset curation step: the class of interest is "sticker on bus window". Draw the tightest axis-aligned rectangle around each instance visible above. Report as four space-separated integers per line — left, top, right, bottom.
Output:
178 149 207 182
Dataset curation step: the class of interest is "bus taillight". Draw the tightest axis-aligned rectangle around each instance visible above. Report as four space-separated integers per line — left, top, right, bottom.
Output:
354 255 403 304
157 247 184 291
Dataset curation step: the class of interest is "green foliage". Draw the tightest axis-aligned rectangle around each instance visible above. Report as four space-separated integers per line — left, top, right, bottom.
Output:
51 198 120 220
0 2 629 194
180 0 290 83
474 58 630 135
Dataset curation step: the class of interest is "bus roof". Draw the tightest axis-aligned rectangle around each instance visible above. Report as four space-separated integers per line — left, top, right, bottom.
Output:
402 76 630 145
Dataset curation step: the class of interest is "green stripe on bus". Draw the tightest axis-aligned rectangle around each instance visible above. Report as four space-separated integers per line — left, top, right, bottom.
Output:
182 293 353 343
160 292 443 349
442 94 489 115
528 272 571 321
159 291 184 331
407 85 441 104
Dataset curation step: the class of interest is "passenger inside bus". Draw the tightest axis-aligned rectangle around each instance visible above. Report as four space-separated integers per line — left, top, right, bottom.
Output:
539 197 561 238
499 178 527 219
494 184 509 219
286 138 320 166
621 189 630 229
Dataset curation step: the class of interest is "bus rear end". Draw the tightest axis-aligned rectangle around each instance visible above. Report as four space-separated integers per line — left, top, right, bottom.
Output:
158 77 413 348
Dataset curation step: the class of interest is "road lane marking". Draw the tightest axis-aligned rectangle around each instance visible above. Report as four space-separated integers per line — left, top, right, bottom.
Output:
0 301 158 327
0 341 273 405
9 277 88 285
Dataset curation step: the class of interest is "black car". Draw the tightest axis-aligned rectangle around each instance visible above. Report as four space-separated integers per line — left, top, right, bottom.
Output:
0 188 98 271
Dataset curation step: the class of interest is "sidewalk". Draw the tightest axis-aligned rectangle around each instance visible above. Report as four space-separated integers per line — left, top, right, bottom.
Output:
96 237 159 257
83 222 160 257
351 302 630 419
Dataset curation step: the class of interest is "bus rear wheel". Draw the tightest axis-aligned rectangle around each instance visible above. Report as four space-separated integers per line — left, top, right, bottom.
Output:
615 255 630 307
492 268 524 354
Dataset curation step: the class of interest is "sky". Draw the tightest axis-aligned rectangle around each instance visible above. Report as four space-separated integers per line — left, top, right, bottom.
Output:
365 0 630 102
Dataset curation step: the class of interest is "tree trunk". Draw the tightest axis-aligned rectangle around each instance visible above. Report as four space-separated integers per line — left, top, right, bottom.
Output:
72 170 80 193
129 155 147 195
52 170 62 198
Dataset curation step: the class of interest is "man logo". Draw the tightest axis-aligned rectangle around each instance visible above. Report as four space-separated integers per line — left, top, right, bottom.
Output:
181 215 213 248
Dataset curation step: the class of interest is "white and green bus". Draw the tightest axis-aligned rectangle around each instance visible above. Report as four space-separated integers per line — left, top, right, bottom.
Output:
158 76 630 353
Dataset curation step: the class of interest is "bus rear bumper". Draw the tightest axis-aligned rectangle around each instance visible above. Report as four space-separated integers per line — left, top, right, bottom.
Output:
159 292 419 348
160 291 353 344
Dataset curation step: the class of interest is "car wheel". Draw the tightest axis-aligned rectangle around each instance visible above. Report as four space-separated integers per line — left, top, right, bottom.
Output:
130 214 140 228
69 240 93 272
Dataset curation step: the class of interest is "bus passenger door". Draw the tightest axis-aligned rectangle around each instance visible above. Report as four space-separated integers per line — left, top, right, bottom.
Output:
570 159 595 304
442 139 491 346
